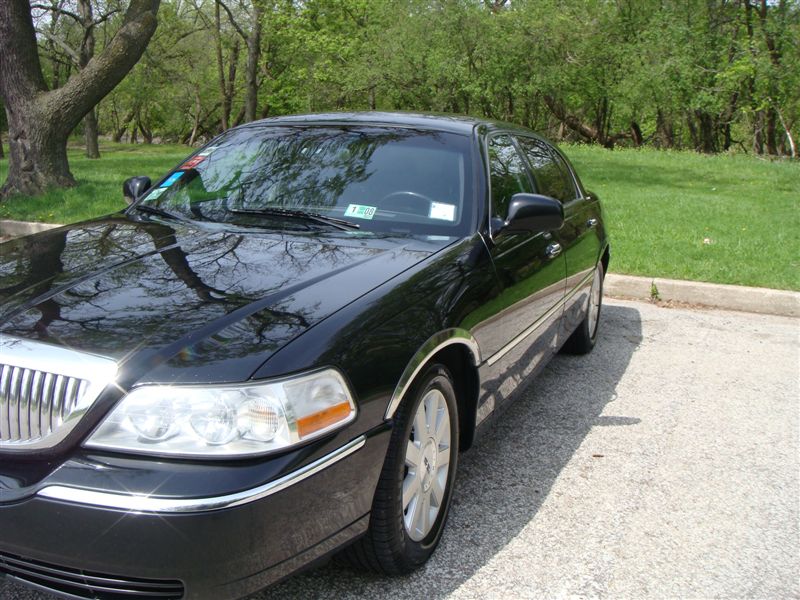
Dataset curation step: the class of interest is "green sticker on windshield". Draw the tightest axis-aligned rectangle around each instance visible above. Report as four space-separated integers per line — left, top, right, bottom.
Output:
344 204 376 220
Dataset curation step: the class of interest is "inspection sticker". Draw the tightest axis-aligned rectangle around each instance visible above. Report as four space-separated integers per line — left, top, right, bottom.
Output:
198 146 218 157
344 204 377 220
145 187 167 200
180 155 206 170
159 172 184 188
429 202 456 221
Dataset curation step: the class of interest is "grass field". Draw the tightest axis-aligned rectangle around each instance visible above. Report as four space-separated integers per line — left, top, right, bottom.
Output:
1 141 798 290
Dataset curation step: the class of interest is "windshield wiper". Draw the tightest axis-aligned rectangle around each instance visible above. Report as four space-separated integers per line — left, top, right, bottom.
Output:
131 204 183 221
229 207 360 230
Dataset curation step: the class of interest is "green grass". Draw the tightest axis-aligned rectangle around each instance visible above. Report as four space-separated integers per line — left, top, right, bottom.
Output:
1 141 798 290
0 142 190 224
564 145 800 291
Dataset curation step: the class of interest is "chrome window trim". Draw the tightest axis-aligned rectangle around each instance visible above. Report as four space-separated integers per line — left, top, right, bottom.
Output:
384 328 481 420
37 435 366 513
0 336 117 451
485 269 595 367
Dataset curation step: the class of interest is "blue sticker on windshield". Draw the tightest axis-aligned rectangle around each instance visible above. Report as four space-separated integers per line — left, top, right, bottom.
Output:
160 172 184 188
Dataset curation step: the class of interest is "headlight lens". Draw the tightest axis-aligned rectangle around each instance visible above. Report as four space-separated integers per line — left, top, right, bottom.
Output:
85 369 356 457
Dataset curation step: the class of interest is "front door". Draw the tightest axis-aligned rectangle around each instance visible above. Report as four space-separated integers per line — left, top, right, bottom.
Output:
515 136 602 342
474 134 566 420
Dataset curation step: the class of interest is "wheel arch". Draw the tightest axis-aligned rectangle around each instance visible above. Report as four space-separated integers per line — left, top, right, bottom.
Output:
384 329 481 452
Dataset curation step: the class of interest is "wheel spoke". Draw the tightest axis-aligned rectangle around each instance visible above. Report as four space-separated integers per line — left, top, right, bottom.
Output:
434 415 450 446
437 444 450 468
413 403 427 440
412 490 427 536
419 492 430 536
424 392 436 434
405 440 421 469
403 472 421 509
430 471 446 506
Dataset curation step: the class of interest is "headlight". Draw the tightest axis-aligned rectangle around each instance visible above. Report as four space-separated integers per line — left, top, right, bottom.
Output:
85 369 356 457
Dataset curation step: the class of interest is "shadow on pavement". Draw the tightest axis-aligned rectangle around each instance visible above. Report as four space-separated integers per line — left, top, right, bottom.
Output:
253 302 643 599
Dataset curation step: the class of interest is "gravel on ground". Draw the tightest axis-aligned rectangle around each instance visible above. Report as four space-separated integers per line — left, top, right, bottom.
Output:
3 299 798 599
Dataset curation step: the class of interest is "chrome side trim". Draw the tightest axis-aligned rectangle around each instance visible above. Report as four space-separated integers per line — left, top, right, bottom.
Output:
384 328 481 420
485 270 594 367
0 336 117 451
37 435 366 514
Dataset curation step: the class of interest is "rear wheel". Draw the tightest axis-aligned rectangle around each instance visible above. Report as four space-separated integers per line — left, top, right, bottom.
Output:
340 364 459 574
562 261 604 355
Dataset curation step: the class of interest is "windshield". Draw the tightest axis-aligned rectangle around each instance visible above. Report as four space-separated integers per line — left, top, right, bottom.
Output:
137 125 475 236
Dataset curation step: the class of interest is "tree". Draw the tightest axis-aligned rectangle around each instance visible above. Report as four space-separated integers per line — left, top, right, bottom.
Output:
0 0 160 199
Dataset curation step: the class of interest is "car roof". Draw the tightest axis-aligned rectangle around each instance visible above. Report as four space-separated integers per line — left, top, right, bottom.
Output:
238 111 537 137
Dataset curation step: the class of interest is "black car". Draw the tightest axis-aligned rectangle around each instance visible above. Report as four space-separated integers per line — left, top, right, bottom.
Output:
0 112 609 599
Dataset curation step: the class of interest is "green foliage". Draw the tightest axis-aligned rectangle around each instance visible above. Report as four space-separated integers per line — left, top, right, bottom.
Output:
1 143 798 291
17 0 798 155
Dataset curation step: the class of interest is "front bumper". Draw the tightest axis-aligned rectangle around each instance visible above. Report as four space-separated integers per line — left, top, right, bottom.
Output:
0 431 388 600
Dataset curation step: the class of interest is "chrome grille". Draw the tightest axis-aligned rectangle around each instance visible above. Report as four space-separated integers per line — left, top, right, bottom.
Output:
0 365 89 443
0 335 117 451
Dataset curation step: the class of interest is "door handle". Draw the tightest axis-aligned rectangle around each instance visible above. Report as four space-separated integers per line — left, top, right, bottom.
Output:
586 218 598 229
545 242 562 259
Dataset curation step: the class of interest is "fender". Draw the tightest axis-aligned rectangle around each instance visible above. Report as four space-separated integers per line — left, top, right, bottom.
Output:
384 328 481 420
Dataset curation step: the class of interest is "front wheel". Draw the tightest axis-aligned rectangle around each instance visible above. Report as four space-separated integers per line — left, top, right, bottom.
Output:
340 364 459 574
562 261 604 355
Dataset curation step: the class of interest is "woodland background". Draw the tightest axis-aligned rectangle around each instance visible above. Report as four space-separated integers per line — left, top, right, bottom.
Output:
3 0 797 158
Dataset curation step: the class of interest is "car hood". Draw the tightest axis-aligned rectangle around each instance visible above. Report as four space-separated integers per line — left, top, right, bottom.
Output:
0 215 450 384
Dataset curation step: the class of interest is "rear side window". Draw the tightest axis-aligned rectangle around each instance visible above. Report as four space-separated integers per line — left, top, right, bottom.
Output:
487 135 532 219
516 137 577 203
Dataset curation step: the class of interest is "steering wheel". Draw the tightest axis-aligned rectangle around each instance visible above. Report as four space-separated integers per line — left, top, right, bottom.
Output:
379 190 435 216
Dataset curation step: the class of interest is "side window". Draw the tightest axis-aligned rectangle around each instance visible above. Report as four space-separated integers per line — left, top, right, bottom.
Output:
516 137 577 203
488 135 531 219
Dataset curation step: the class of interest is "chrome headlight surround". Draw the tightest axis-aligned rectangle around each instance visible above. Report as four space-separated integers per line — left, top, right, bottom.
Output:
84 369 357 458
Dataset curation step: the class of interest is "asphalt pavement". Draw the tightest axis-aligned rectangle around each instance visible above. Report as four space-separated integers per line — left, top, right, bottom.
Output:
3 298 798 599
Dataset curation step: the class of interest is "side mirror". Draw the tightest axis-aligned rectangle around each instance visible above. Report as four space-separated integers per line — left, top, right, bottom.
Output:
123 176 152 204
498 193 564 235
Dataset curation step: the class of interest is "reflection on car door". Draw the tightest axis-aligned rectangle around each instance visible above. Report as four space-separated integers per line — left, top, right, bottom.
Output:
515 136 602 343
473 134 567 425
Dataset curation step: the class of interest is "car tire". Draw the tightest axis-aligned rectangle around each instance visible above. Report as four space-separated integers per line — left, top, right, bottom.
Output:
562 261 604 355
339 364 459 574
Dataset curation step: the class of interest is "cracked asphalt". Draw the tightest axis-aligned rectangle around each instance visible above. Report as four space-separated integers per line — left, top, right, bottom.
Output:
3 298 798 599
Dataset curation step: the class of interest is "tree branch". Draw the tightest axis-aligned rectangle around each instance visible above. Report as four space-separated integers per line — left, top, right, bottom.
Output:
217 0 247 41
45 0 161 134
37 29 81 66
30 3 82 24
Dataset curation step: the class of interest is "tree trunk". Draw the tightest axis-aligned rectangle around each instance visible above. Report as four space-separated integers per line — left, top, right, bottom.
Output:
214 0 229 131
113 108 135 142
630 121 643 147
78 0 100 159
0 0 160 198
765 108 778 155
244 5 263 123
753 110 765 154
84 108 100 158
3 104 74 193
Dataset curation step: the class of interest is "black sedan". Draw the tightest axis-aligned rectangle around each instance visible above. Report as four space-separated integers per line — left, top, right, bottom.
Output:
0 112 609 599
